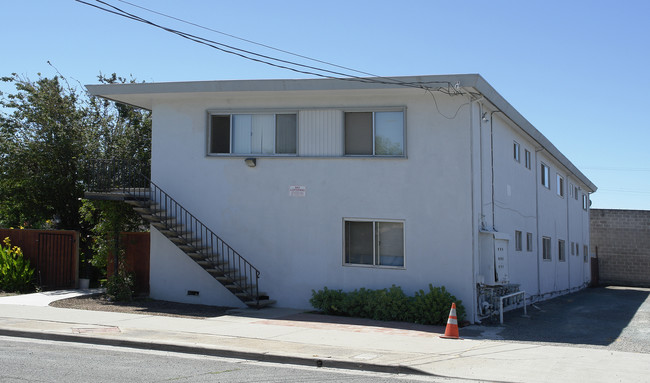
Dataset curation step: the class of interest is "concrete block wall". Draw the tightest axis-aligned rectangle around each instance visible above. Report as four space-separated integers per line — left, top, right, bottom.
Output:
590 209 650 287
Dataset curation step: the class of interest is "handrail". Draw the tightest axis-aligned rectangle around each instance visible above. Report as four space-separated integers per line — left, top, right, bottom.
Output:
84 159 261 306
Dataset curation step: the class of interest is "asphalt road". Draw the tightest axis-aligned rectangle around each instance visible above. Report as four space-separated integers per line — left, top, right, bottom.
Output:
466 286 650 353
0 337 464 383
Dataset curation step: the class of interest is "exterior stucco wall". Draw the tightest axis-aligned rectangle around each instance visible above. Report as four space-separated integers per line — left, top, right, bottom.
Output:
486 111 591 301
149 88 477 317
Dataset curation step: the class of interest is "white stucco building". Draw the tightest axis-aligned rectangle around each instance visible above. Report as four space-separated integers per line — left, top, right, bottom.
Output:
87 74 596 322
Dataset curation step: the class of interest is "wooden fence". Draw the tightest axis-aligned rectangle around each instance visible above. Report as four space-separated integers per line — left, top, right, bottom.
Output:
107 232 150 294
0 228 79 290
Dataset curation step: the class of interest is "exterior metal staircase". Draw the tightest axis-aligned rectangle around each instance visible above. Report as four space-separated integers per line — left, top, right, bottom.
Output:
84 159 274 308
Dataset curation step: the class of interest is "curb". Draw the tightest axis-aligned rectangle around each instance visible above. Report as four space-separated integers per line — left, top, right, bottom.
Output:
0 328 431 376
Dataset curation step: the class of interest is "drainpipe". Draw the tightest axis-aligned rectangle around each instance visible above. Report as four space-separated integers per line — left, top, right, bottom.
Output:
534 148 543 298
489 111 502 231
566 175 571 291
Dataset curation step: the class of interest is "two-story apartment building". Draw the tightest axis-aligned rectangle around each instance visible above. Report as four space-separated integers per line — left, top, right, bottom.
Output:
87 74 596 322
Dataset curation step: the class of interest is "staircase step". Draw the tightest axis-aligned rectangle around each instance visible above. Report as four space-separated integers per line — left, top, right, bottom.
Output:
206 268 236 276
170 238 203 247
215 275 247 283
244 299 276 308
178 244 207 252
225 283 257 291
132 207 165 215
125 199 156 207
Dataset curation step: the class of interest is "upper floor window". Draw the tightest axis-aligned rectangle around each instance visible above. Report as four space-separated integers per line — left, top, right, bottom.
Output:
541 163 550 189
583 194 589 210
515 230 522 251
526 232 533 252
345 111 404 156
524 149 531 169
574 186 579 201
558 239 566 262
557 174 564 197
209 113 297 155
513 141 520 163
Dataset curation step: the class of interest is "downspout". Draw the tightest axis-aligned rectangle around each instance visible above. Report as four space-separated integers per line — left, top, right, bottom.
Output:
489 111 502 231
469 96 480 323
534 148 543 298
566 176 571 291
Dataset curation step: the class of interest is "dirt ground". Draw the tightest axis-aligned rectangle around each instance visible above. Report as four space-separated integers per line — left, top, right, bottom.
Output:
49 294 233 319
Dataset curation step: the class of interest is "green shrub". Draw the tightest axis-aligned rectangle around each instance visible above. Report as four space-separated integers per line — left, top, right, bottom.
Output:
106 270 134 301
0 237 35 293
310 283 464 326
309 286 346 315
410 284 465 325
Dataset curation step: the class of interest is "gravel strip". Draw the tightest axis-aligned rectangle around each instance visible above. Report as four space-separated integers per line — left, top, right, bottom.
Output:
49 294 233 319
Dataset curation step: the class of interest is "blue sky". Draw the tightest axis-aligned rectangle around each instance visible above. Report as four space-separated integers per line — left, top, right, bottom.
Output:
2 0 649 210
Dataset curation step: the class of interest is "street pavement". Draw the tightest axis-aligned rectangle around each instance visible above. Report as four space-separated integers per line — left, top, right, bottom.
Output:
1 289 650 382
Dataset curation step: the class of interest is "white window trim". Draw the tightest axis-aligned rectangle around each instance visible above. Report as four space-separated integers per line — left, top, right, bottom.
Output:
541 163 550 189
515 230 522 251
542 236 552 261
558 239 566 262
524 149 531 170
557 174 564 198
343 108 407 157
342 218 406 269
206 109 299 156
526 232 533 252
514 141 521 163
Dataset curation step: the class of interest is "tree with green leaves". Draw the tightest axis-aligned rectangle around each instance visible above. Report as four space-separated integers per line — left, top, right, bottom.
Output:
0 72 151 230
0 74 85 229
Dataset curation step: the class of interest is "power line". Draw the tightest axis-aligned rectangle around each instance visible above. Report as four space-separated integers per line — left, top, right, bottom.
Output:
75 0 456 94
113 0 383 80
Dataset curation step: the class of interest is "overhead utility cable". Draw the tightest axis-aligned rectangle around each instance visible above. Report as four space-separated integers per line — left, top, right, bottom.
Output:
76 0 456 93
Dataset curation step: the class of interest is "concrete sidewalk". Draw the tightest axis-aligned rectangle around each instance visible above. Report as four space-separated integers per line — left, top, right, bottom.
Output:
1 291 649 382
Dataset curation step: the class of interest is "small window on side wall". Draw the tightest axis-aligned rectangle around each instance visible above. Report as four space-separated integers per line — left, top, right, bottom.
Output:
345 111 404 156
542 236 551 261
526 232 533 251
558 240 566 262
515 230 522 251
557 174 564 197
525 149 531 169
513 141 520 163
541 164 550 189
344 220 404 267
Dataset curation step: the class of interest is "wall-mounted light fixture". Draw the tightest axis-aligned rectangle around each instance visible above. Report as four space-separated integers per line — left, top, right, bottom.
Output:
245 158 257 167
482 112 489 122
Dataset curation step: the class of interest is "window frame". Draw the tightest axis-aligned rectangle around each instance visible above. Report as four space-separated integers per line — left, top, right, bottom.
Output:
343 218 405 269
541 163 550 189
515 230 522 251
343 109 406 157
526 232 533 252
513 141 521 163
583 194 589 210
207 110 298 156
542 236 551 261
557 174 564 197
584 245 589 263
558 239 566 262
524 149 531 169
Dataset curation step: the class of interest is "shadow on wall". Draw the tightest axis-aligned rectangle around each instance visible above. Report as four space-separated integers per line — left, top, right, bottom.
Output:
481 286 649 346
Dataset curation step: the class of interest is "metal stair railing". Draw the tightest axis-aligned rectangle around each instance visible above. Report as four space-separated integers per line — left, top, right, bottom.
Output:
84 159 261 306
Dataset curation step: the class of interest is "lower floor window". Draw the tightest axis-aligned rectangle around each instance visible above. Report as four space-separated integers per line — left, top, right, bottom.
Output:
344 220 404 267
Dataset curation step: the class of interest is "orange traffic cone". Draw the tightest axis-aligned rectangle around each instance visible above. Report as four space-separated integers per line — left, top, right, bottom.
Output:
440 303 460 339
